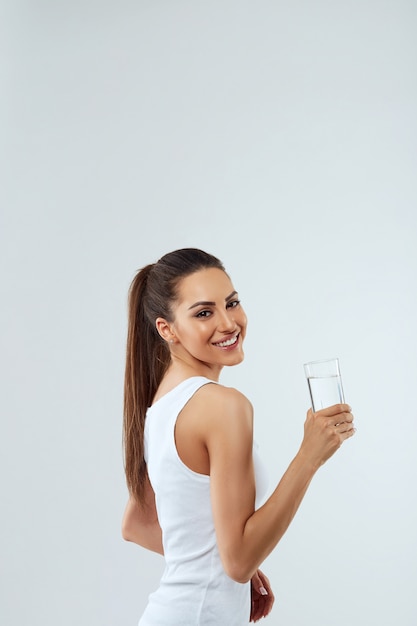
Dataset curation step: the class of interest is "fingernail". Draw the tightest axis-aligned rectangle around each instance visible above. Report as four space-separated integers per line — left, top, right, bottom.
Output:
259 586 268 595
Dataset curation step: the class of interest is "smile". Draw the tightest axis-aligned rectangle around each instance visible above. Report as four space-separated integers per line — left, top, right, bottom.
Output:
213 334 239 348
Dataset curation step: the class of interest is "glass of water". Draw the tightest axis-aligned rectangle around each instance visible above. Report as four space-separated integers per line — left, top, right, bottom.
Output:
304 358 345 412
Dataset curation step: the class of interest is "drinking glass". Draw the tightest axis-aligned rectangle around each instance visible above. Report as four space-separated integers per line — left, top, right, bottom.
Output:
304 358 345 412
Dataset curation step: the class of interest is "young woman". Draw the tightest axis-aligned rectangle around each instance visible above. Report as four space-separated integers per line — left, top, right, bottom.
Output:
122 248 355 625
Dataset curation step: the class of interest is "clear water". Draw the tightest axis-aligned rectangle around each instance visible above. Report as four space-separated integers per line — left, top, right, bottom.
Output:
307 375 345 411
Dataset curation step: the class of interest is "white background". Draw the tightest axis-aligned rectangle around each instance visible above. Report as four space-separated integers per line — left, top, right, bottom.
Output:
1 1 416 625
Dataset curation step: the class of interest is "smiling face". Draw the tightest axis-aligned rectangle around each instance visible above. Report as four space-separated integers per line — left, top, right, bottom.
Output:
156 267 247 379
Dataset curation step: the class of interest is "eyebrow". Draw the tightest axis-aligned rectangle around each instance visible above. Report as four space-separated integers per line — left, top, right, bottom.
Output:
187 290 238 310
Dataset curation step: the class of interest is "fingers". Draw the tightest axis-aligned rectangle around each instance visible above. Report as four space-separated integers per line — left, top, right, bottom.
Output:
332 414 353 425
309 404 355 430
302 404 356 467
328 407 355 436
334 415 354 429
250 569 275 622
315 403 351 416
340 422 356 439
251 591 272 623
257 570 273 597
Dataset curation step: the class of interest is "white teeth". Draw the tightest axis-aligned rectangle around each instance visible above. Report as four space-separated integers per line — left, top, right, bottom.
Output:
215 335 238 347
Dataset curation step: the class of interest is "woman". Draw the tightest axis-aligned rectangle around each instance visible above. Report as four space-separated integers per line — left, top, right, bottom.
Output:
122 248 355 625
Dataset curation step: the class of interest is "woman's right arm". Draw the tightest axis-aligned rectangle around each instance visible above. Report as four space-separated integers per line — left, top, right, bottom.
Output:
122 473 164 555
200 385 355 583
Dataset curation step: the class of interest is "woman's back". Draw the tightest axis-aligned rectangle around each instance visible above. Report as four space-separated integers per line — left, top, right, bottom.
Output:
140 376 267 626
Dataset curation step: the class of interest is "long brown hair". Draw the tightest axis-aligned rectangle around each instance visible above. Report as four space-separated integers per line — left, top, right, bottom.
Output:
123 248 225 504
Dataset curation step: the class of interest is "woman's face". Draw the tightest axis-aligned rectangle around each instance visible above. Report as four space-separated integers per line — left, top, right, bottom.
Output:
166 267 247 375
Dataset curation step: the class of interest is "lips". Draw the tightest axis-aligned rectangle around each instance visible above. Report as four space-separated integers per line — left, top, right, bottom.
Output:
213 333 239 348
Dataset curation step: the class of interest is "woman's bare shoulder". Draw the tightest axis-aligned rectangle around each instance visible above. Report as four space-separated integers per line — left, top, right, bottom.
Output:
194 382 253 422
198 380 251 401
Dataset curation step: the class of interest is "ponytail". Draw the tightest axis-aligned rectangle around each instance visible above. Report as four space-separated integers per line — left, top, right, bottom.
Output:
123 264 170 505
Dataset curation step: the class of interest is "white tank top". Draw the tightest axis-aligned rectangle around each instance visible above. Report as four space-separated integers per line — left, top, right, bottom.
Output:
139 376 269 626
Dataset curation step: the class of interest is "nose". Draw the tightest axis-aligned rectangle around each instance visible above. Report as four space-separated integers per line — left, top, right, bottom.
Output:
217 308 237 333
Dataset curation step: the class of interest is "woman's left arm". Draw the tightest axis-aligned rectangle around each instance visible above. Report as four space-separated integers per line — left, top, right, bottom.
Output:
122 473 164 555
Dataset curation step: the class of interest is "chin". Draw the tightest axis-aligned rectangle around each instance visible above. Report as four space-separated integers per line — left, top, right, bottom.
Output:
228 352 245 366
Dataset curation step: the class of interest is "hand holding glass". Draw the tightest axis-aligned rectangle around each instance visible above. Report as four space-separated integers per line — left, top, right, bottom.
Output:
304 358 345 412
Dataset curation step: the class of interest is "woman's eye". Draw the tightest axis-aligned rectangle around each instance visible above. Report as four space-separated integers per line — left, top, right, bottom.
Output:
196 310 212 318
227 299 241 309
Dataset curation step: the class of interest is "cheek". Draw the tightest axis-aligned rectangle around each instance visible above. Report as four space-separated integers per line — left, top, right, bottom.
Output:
178 323 211 345
237 310 247 329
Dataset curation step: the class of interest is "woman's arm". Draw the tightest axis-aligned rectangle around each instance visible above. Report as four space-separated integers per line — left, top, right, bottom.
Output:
197 384 355 583
122 473 164 555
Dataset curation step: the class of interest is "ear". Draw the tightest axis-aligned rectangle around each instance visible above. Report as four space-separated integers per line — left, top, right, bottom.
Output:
155 317 176 343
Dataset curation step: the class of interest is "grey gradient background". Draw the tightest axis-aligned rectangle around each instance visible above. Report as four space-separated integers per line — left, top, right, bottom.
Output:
1 1 416 625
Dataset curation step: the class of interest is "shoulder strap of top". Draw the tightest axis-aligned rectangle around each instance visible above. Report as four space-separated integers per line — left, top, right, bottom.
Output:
173 376 217 411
